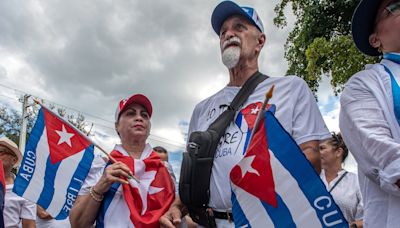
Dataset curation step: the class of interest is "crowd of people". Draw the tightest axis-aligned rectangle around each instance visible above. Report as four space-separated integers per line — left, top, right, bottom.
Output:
0 0 399 227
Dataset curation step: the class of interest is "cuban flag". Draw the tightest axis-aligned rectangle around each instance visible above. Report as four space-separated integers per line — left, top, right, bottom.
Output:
230 111 348 227
96 149 175 228
0 161 5 228
13 107 95 220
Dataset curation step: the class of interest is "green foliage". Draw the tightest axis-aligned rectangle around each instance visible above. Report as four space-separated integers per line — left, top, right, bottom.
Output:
274 0 379 95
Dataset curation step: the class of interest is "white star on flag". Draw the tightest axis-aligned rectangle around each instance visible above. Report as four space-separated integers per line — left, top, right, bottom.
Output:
251 106 260 114
238 155 260 178
55 125 74 147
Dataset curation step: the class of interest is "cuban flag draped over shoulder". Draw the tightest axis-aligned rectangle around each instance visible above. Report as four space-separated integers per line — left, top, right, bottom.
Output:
0 161 5 228
13 106 95 220
230 111 348 228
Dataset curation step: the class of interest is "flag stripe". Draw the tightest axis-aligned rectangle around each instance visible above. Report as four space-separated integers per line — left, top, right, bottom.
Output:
97 181 120 227
21 125 51 202
265 112 346 227
231 191 251 227
232 183 274 227
37 155 61 208
45 147 86 217
262 193 297 228
54 146 94 220
269 149 322 227
13 109 45 196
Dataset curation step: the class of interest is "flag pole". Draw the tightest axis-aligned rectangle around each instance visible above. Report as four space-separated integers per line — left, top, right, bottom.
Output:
33 99 140 184
247 85 275 146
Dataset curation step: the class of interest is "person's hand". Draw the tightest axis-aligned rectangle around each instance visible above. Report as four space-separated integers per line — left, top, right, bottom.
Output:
94 161 131 194
159 203 183 228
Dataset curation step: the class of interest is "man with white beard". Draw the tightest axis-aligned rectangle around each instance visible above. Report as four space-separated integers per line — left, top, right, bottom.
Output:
160 1 330 227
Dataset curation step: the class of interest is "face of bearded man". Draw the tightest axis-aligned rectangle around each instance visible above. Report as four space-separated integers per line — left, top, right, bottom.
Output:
221 36 241 69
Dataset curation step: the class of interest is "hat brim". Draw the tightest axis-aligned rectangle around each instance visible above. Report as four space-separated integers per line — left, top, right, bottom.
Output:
211 1 260 35
352 0 382 56
120 94 153 118
0 141 22 166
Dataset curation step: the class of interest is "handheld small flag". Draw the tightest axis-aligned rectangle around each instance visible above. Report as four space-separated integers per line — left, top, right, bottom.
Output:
230 111 348 227
13 106 95 220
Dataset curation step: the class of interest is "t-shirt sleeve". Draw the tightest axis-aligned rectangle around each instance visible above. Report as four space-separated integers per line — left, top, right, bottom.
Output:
20 199 36 220
79 156 106 196
291 77 330 145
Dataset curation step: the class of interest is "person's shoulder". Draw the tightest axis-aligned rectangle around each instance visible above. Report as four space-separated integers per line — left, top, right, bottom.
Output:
346 63 384 86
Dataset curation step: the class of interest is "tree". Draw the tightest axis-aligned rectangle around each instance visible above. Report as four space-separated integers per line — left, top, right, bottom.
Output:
274 0 378 95
0 96 89 147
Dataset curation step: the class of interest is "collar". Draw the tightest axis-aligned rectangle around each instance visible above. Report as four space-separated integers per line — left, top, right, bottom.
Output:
113 143 153 160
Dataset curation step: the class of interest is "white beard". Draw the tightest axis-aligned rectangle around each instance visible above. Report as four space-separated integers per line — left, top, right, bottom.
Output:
222 46 240 69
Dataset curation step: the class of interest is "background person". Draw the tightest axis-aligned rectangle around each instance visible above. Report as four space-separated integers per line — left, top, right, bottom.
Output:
319 132 363 228
0 137 36 228
339 0 400 227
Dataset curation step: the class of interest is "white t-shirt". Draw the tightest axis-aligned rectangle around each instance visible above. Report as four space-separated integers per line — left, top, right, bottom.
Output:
4 184 36 228
320 169 363 223
188 75 330 210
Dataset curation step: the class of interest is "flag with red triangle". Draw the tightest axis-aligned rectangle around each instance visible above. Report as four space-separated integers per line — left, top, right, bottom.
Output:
13 107 95 220
230 111 348 227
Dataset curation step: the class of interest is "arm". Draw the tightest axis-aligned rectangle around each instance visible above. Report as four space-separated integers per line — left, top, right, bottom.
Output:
159 197 186 228
36 205 52 220
21 219 36 228
299 140 321 173
340 73 400 194
69 161 131 228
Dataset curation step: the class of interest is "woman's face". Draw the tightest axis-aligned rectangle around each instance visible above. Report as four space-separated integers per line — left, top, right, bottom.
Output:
319 141 340 167
370 0 400 53
116 103 151 142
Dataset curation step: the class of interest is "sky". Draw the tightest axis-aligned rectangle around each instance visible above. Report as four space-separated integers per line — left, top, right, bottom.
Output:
0 1 354 173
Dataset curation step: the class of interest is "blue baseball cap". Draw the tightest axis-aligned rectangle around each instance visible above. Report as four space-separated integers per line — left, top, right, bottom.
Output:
211 1 264 35
352 0 382 56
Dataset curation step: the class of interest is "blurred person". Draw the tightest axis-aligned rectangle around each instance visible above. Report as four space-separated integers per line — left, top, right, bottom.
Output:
154 146 176 185
70 94 175 227
0 137 36 228
319 132 363 228
340 0 400 227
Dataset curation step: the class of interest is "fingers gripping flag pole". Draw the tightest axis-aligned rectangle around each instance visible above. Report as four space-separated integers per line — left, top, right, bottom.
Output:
230 87 348 228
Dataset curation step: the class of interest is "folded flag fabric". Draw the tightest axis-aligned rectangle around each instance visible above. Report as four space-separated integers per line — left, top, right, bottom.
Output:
13 107 95 220
230 111 348 228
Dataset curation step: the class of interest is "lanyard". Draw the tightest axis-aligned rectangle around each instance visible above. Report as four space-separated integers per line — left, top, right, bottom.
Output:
382 53 400 125
329 171 348 193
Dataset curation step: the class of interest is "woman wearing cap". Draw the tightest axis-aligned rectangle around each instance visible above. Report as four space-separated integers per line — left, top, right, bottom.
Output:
339 0 400 227
70 94 175 228
0 137 36 228
319 133 363 228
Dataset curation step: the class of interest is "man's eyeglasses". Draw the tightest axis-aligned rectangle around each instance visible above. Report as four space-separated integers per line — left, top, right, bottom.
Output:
386 1 400 16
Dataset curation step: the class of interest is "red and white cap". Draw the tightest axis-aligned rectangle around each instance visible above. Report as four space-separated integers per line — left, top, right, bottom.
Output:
115 94 153 122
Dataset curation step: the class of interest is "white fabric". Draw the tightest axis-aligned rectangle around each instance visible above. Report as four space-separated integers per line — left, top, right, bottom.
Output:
4 184 36 228
188 75 330 210
36 217 71 228
320 169 363 223
339 60 400 227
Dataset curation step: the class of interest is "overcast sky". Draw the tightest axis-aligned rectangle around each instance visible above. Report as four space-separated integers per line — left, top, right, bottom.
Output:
0 0 346 169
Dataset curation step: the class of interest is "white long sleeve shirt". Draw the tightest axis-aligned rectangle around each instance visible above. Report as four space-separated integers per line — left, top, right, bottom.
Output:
339 61 400 228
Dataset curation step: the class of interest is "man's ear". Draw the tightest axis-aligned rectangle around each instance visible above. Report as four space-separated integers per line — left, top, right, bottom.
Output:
369 33 381 49
256 33 266 52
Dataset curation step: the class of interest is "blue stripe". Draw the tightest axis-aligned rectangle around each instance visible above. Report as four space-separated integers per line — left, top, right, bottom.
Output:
96 162 120 228
262 193 296 228
54 146 95 220
231 191 251 228
382 64 400 125
242 130 251 155
235 112 243 128
384 53 400 64
264 111 347 227
13 108 45 196
37 156 61 209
